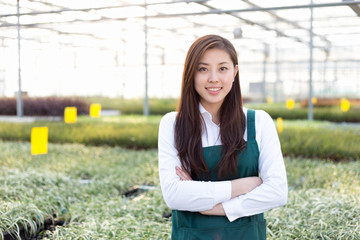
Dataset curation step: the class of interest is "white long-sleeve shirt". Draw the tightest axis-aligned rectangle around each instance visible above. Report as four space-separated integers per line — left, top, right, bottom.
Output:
158 104 288 222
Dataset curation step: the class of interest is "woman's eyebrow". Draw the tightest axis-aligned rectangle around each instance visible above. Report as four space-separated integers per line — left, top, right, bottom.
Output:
198 61 230 65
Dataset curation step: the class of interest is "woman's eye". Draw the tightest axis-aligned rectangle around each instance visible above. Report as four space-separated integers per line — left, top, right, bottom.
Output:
199 67 207 72
220 67 227 71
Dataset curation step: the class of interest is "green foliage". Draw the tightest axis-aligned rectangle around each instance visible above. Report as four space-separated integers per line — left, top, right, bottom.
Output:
0 141 165 239
267 157 360 240
2 96 360 121
246 102 360 122
278 120 360 160
1 116 359 160
0 141 359 239
83 97 360 121
0 115 161 149
82 96 178 115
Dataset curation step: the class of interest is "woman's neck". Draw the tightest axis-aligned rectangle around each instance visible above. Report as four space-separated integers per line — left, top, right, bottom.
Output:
202 103 221 125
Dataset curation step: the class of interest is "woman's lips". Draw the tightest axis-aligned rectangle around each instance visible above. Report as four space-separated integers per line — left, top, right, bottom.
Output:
206 87 222 95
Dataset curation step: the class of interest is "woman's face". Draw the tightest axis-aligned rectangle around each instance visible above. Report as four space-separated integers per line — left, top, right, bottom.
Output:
194 48 238 113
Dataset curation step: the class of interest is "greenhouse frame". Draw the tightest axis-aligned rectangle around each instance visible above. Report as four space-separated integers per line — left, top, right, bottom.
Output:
1 0 360 117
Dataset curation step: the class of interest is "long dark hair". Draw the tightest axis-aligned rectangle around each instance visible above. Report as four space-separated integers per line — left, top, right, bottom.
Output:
175 34 247 180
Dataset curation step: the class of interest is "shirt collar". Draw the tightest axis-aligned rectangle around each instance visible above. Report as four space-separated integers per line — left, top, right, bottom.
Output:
199 103 216 124
199 103 208 115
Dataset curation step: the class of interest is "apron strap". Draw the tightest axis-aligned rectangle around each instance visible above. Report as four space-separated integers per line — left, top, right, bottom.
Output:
247 109 256 141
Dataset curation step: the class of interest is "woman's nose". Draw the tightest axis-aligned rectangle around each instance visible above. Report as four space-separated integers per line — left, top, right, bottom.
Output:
208 70 219 82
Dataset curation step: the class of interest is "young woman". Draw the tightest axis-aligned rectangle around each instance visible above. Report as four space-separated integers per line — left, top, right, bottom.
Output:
158 35 287 239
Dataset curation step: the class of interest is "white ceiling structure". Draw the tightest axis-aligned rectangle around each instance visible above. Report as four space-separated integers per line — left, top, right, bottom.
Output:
1 0 360 102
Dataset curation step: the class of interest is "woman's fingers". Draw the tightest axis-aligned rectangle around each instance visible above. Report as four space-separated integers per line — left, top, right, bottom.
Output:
176 166 192 181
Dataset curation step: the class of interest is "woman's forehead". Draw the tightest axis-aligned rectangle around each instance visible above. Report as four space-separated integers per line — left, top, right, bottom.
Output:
198 48 233 63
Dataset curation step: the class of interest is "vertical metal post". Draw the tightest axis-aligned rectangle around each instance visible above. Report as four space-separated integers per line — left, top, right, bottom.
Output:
357 61 360 98
332 60 338 96
308 0 314 120
143 0 149 116
323 55 328 97
262 44 269 102
161 48 165 97
274 29 280 102
0 39 5 97
16 0 23 117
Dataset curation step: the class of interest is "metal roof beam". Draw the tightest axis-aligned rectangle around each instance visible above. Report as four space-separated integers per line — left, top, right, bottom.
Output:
0 0 210 18
243 0 331 46
2 1 360 18
2 1 360 25
148 1 360 17
343 0 360 16
196 2 308 47
22 25 107 40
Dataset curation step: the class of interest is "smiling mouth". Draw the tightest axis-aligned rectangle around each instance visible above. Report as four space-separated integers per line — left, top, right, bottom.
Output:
206 87 222 91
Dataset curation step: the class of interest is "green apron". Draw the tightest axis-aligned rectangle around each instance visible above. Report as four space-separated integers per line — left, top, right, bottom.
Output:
171 109 266 240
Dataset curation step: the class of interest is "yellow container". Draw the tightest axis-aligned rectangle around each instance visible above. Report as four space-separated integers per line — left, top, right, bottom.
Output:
340 98 350 112
31 127 48 155
286 99 295 110
90 103 101 118
276 117 283 133
64 106 77 123
312 97 317 104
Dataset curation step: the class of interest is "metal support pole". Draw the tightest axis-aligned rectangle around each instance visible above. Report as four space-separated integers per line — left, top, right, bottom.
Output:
4 1 360 18
323 55 328 97
143 0 149 116
308 0 314 120
358 61 360 97
16 0 23 117
332 61 338 96
274 36 279 102
0 39 5 97
262 44 269 102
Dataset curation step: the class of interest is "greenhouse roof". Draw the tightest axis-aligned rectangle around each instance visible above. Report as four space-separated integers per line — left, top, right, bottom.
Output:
1 0 360 59
1 0 360 99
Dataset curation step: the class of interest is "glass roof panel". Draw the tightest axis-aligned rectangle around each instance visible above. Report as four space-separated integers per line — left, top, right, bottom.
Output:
1 0 359 98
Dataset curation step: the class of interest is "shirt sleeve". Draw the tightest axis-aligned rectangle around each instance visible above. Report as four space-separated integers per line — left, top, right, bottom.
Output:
222 110 288 222
158 112 232 212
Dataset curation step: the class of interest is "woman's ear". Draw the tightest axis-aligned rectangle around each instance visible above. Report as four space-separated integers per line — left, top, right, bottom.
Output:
233 65 239 79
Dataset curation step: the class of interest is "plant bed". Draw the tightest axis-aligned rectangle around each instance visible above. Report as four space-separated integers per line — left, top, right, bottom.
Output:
0 97 89 116
2 217 65 240
0 141 359 239
246 101 360 122
1 117 359 160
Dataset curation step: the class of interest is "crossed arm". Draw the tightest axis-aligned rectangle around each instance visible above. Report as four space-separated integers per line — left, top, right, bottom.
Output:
159 111 287 221
175 166 263 216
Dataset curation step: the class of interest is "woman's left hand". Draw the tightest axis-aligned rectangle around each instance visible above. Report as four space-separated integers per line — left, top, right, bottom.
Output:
200 203 226 216
176 166 192 181
175 167 226 216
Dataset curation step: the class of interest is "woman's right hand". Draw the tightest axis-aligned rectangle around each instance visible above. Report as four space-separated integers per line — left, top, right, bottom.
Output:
231 176 262 199
176 166 193 181
175 166 262 199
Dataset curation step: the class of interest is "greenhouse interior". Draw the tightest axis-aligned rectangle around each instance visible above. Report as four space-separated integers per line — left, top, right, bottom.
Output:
0 1 359 240
1 0 360 101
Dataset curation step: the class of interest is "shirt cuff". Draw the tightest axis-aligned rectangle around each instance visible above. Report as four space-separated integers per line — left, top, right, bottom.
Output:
213 181 231 205
222 196 243 222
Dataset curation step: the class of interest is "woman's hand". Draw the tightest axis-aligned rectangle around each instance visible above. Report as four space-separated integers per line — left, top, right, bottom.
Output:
200 203 225 216
176 166 192 181
231 176 262 198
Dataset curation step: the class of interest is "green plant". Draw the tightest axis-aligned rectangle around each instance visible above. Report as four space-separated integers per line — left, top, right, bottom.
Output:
246 102 360 122
1 141 359 239
1 116 360 160
81 96 178 115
